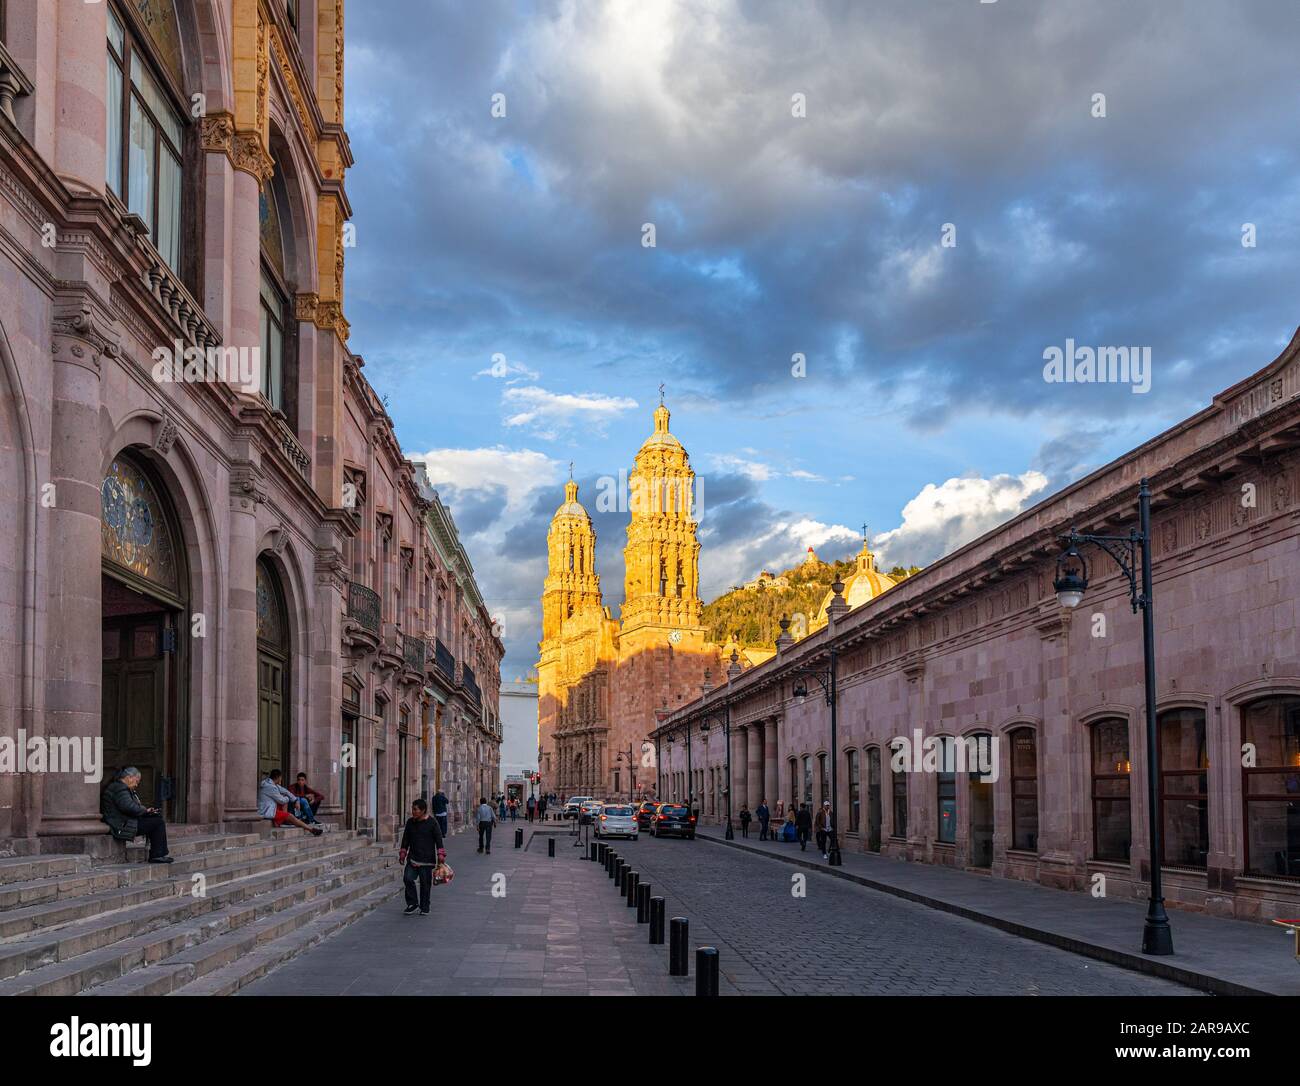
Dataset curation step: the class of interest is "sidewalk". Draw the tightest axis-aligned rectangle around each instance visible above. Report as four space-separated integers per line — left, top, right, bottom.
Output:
696 825 1300 996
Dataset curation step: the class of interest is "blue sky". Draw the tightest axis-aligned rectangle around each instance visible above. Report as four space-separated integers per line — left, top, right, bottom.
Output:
341 0 1300 680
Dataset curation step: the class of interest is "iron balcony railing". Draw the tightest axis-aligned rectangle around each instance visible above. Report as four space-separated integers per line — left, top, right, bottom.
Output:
402 633 426 672
462 663 481 704
347 582 381 635
433 638 456 682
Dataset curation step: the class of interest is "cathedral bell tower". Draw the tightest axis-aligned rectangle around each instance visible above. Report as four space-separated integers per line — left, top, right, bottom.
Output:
620 399 703 633
541 475 602 640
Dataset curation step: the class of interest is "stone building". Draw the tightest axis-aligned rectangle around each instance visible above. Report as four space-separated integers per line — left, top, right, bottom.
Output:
654 337 1300 922
0 0 499 851
537 400 727 801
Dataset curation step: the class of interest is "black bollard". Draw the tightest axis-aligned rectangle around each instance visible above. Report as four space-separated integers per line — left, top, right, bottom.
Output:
669 917 690 976
548 836 555 857
605 850 616 876
649 897 666 944
636 882 651 923
514 827 523 849
625 871 639 907
589 841 598 861
695 947 719 996
597 842 607 864
616 860 628 892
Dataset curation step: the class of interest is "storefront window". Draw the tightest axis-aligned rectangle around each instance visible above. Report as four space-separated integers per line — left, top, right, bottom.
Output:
1090 717 1131 861
1158 707 1208 868
936 736 956 843
1242 696 1300 877
1010 728 1039 852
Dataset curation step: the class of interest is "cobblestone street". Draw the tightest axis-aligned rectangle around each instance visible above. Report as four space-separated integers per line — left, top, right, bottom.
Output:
243 827 1197 996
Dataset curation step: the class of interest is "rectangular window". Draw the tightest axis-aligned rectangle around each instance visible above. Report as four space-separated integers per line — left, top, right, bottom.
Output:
936 736 956 843
259 268 284 408
1091 717 1131 861
1241 696 1300 877
1011 728 1039 851
891 754 908 838
847 749 860 834
106 18 124 196
802 755 812 805
1158 708 1208 869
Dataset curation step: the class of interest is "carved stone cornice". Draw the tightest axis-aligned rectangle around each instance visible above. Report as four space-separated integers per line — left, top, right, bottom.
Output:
229 461 268 511
199 109 273 183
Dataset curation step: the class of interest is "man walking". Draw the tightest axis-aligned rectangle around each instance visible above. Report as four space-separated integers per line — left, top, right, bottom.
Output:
739 804 752 838
431 788 449 838
795 802 813 852
814 799 833 859
399 798 446 916
476 796 497 854
526 794 536 822
756 797 771 841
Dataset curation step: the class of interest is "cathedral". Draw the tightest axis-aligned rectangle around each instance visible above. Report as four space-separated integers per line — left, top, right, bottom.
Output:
536 400 726 799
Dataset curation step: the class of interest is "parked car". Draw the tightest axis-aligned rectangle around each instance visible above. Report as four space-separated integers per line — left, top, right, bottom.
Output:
634 800 659 830
650 802 697 840
595 803 639 839
562 796 592 819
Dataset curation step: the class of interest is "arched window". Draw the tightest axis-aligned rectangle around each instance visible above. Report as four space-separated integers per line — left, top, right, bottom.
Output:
1090 717 1131 861
936 736 956 843
846 749 860 833
817 752 828 805
1010 727 1039 852
1241 695 1300 876
787 756 798 808
106 3 187 274
802 755 812 805
258 166 297 423
1158 707 1208 868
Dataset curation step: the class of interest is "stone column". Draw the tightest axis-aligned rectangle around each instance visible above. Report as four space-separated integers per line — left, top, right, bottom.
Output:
764 718 779 807
38 303 117 837
53 1 107 195
747 721 764 809
223 458 263 819
733 724 749 812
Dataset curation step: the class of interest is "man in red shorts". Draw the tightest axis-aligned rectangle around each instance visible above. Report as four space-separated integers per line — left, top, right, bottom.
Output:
258 769 322 835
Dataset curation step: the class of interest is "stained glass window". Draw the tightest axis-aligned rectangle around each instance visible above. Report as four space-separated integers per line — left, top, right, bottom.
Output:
256 559 287 648
101 456 179 594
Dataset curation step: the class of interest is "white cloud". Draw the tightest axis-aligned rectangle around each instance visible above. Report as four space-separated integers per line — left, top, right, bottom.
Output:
700 516 858 599
502 386 638 439
873 470 1050 568
413 446 560 518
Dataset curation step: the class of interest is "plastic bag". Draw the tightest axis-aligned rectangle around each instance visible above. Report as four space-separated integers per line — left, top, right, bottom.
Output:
433 861 455 885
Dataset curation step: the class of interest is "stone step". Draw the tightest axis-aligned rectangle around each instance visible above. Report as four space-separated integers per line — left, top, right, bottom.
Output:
86 863 397 997
0 854 92 887
0 848 393 995
124 831 264 862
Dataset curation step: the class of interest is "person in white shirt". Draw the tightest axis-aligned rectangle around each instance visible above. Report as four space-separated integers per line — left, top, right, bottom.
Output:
476 796 497 854
258 769 322 835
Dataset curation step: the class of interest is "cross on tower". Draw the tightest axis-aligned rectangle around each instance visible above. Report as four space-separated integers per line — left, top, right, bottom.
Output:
862 522 869 543
569 461 574 480
659 383 665 405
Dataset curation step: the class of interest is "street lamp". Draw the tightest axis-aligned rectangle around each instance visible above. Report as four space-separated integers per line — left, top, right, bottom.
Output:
790 640 841 866
699 701 734 840
1052 477 1173 957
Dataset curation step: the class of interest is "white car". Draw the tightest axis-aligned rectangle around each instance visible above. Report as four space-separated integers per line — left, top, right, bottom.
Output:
563 795 592 819
595 803 638 839
579 799 604 822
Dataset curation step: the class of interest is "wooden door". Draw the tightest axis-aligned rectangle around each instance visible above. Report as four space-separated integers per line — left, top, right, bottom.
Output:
257 651 288 778
102 616 168 807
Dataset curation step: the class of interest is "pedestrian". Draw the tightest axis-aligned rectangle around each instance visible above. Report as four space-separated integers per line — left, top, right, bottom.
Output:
775 799 785 822
538 794 547 821
509 798 518 822
814 799 833 858
399 798 447 917
497 795 507 822
756 797 770 840
431 787 449 838
526 794 536 822
795 802 812 851
100 767 172 863
477 796 497 854
738 804 752 838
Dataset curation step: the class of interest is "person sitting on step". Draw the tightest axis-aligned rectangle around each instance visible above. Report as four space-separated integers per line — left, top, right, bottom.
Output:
258 769 323 835
289 772 324 824
101 767 173 863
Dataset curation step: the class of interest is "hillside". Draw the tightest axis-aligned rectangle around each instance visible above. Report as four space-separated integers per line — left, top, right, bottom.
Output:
703 553 921 650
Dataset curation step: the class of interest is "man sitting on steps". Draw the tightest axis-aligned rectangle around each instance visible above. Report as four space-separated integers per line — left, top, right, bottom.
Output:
258 769 323 836
101 767 172 863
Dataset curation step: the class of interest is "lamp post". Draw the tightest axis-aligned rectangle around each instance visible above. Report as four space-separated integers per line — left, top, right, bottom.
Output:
1053 477 1173 956
699 701 734 840
791 645 841 866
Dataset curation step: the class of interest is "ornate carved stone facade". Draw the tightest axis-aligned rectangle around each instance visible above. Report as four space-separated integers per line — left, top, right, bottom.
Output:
537 402 725 800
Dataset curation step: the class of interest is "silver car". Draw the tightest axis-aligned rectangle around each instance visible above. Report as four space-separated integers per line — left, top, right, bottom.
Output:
595 803 638 839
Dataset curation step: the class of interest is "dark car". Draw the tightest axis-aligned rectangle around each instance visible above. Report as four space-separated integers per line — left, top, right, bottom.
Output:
650 802 696 840
635 800 659 830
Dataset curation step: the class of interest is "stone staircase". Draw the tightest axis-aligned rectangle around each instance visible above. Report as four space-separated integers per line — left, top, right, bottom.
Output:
0 822 398 996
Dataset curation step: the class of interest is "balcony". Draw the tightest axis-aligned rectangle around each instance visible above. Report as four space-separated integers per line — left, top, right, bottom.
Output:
432 638 456 683
401 633 426 679
342 581 381 656
461 663 481 705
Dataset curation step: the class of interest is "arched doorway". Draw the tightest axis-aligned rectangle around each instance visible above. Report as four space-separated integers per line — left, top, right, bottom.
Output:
968 732 995 867
101 452 189 820
255 557 292 780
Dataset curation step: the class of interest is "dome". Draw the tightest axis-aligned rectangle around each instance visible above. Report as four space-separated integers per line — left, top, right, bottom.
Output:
553 479 590 520
638 402 682 451
812 539 897 627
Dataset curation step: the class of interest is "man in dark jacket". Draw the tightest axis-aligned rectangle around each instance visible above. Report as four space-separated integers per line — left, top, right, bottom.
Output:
399 798 447 916
290 772 324 821
101 768 171 863
431 788 449 838
795 803 813 852
755 798 771 840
